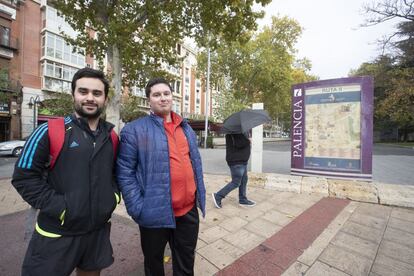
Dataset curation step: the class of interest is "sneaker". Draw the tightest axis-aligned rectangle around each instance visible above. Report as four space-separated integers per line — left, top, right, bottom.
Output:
212 193 222 209
239 199 256 207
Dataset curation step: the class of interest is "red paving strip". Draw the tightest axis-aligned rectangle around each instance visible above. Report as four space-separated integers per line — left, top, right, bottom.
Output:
217 197 349 276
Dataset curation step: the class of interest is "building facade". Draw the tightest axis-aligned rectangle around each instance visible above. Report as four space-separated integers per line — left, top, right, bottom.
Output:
1 0 215 140
129 42 214 121
0 0 22 141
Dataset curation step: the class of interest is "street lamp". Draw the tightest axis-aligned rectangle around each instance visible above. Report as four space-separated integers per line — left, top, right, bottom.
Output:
204 45 211 149
28 96 41 131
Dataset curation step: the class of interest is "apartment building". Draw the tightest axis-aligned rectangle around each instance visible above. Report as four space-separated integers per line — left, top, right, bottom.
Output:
0 0 21 141
130 42 214 121
0 0 92 138
181 43 211 120
1 0 215 140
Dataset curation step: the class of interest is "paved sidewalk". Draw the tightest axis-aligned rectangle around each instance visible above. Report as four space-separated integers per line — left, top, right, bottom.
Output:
1 175 414 275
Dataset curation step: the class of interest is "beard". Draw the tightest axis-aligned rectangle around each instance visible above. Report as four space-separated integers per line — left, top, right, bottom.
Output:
74 101 104 119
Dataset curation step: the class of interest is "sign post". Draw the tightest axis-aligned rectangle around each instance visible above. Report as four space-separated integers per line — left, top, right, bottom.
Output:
291 76 373 180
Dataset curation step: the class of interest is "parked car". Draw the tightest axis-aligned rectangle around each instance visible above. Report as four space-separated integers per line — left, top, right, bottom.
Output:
0 139 26 157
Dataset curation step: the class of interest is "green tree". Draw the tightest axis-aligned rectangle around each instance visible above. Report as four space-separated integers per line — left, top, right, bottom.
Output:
120 95 148 123
395 20 414 67
198 16 305 121
38 92 73 116
291 58 318 84
376 67 414 141
212 87 248 122
0 68 10 103
0 68 8 90
350 55 396 131
0 67 19 103
356 0 414 141
51 0 271 131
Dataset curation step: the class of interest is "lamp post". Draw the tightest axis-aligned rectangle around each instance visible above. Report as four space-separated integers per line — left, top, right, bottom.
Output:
204 45 211 149
28 96 41 131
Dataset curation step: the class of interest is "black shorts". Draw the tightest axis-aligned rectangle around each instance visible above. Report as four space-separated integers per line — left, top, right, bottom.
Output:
22 222 114 276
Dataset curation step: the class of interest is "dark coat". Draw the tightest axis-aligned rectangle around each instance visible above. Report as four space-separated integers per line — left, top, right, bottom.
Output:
12 115 119 236
225 134 251 166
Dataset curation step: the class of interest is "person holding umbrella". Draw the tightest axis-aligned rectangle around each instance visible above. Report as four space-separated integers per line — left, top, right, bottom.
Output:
212 109 271 208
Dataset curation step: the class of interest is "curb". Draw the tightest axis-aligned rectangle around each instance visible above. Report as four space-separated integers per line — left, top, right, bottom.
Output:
245 172 414 209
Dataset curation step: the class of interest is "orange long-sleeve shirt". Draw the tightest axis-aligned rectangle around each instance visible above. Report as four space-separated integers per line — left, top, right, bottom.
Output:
164 112 196 217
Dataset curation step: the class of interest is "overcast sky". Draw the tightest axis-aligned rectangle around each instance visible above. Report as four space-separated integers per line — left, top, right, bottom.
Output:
256 0 401 80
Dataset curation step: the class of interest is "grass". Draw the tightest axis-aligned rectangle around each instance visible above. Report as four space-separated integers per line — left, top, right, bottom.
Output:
377 142 414 148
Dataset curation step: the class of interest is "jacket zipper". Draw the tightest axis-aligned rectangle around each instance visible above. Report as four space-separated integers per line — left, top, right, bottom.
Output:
172 125 189 209
162 125 176 228
90 137 96 229
183 126 200 212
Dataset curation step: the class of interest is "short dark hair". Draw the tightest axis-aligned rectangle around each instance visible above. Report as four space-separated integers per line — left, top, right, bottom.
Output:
145 77 173 98
71 67 109 98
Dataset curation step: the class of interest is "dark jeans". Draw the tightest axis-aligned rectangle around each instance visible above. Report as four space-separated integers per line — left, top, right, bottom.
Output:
139 204 199 276
216 163 248 203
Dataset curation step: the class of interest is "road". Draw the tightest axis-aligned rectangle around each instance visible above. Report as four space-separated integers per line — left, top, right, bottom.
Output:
201 142 414 186
1 142 413 185
0 157 17 179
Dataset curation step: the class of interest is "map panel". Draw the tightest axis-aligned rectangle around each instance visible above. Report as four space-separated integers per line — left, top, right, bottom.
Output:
304 85 361 171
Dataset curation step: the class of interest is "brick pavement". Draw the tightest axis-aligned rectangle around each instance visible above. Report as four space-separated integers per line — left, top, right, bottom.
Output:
1 176 414 276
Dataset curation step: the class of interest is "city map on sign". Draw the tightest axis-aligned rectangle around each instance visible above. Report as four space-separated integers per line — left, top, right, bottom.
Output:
304 85 361 171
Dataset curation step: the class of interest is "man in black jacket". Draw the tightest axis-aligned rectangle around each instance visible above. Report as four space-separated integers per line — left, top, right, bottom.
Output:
12 68 120 276
212 133 256 208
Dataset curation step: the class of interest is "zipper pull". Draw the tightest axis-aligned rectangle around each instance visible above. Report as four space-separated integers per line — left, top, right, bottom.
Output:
93 142 96 148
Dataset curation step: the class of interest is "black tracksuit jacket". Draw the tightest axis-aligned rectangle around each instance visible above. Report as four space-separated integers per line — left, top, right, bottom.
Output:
12 114 119 236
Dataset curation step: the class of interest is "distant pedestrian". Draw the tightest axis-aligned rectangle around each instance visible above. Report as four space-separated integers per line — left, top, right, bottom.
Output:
116 77 206 276
212 133 256 208
12 67 120 276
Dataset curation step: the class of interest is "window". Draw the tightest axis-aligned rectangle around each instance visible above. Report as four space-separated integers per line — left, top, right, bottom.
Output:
42 32 85 66
64 43 71 61
55 37 63 59
63 67 70 80
46 63 54 76
176 81 181 94
41 36 46 56
0 26 10 47
54 64 62 78
42 61 79 93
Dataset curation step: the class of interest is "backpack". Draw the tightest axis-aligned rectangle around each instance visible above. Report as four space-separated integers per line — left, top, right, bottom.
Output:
24 117 119 240
48 117 119 168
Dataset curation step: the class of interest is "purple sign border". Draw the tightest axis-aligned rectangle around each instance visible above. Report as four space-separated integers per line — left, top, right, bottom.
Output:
290 76 374 180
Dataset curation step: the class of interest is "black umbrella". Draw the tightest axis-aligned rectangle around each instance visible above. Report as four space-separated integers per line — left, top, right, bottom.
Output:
221 109 271 134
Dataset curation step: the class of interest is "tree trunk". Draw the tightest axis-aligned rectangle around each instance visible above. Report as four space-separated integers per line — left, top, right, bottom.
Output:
402 128 408 142
106 44 122 133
